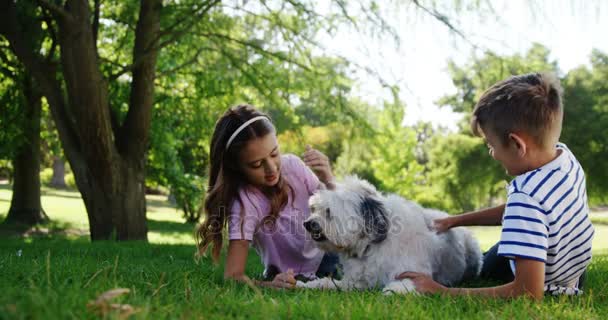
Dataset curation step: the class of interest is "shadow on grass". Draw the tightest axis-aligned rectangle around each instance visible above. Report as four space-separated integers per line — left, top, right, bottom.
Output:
0 216 88 240
2 182 82 200
41 188 83 200
0 216 195 242
147 218 196 237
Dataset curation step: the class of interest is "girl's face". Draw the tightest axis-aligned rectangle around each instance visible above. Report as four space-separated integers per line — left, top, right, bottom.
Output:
238 133 281 189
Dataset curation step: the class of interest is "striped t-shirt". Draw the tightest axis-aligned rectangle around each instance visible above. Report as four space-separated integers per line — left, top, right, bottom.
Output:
497 143 594 295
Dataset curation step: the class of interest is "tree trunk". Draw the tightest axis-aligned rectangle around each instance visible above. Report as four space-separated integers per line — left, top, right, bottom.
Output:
55 0 159 240
5 75 48 226
50 156 67 188
0 0 160 240
73 158 148 240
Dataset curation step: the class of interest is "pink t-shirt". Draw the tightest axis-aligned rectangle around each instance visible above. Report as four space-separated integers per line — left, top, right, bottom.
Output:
228 154 324 278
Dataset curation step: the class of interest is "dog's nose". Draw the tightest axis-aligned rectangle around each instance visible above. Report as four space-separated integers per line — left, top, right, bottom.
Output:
304 220 322 233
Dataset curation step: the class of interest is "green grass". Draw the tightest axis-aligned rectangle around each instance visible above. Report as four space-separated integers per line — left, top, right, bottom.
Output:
1 183 608 319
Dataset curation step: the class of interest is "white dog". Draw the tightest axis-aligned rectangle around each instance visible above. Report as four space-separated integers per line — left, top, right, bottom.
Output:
298 176 483 295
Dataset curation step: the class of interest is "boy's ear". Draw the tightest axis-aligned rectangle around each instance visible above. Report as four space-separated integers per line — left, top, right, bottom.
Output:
509 133 527 157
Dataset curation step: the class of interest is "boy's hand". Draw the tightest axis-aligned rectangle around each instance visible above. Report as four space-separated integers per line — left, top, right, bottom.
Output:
395 272 447 294
433 217 455 233
302 145 335 188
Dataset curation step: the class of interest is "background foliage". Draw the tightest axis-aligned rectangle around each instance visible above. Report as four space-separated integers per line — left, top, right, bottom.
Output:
1 3 607 222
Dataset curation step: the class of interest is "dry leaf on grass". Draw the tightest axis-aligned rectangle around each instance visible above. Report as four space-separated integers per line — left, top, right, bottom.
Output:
87 288 139 319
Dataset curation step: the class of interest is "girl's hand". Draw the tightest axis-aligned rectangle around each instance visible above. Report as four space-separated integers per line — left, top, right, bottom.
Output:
433 217 455 234
302 145 335 188
271 269 296 289
395 272 447 294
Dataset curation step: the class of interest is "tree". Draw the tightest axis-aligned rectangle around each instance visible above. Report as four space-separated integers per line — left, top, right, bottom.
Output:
0 25 48 226
424 44 559 211
431 44 608 209
421 134 506 213
143 4 359 222
562 50 608 204
0 0 165 239
329 95 426 199
41 109 67 189
437 43 559 131
0 0 479 236
4 72 49 225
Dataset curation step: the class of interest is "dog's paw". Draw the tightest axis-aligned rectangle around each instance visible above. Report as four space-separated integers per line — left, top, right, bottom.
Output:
295 280 307 288
382 280 418 296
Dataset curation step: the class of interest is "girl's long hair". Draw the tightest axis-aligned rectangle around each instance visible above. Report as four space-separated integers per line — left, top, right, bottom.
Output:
196 104 292 262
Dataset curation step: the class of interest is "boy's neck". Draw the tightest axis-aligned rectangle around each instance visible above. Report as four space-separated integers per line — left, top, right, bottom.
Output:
525 145 561 171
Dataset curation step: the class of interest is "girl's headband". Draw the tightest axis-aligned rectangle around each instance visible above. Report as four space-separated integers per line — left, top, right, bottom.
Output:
225 116 269 149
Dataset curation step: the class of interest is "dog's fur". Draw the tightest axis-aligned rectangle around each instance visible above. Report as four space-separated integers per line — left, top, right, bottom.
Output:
298 176 483 295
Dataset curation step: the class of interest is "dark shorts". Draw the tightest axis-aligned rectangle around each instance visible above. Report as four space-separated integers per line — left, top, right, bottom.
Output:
481 242 587 290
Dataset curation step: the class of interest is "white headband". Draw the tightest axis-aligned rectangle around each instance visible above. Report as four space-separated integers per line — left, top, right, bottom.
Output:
225 116 269 149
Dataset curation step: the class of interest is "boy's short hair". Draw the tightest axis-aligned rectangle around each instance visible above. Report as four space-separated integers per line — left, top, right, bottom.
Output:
471 72 564 148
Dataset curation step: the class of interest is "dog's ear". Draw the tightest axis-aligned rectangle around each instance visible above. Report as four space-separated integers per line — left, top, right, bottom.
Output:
359 196 389 243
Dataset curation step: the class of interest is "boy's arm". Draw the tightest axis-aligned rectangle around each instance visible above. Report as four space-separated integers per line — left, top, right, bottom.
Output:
435 204 505 232
444 258 545 300
397 257 545 300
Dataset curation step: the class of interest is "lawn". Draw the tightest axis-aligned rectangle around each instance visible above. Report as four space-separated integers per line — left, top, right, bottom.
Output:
1 183 607 319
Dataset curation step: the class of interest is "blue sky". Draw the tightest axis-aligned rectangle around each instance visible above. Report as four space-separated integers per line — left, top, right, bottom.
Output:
317 0 608 130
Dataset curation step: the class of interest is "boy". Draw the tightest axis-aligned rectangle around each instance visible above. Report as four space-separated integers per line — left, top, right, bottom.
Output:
397 73 594 300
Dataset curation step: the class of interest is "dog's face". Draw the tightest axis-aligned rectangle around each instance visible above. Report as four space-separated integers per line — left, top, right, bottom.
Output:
303 177 389 256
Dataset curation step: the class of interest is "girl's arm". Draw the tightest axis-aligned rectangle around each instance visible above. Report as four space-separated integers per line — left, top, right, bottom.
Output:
397 258 545 300
434 204 505 233
224 240 295 288
224 240 249 280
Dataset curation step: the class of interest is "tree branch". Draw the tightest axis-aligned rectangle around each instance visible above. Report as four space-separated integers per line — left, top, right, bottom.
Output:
118 0 162 158
156 46 211 78
221 48 292 109
0 0 82 164
411 0 477 48
155 0 220 49
200 32 312 71
158 0 216 37
107 0 220 82
37 0 74 24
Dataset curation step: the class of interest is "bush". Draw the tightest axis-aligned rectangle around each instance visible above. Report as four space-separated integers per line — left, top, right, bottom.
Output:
65 173 77 189
40 168 53 186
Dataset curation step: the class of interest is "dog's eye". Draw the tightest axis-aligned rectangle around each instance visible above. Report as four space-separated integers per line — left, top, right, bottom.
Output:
325 208 331 219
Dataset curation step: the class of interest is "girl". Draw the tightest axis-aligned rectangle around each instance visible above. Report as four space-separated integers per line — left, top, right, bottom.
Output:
196 104 338 288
